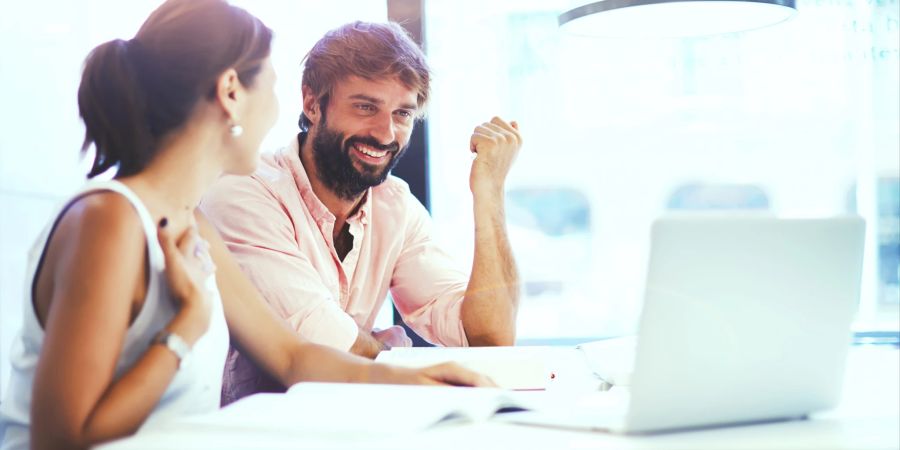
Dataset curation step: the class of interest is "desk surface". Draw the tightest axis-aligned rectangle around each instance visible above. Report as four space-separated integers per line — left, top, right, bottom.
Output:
98 346 899 450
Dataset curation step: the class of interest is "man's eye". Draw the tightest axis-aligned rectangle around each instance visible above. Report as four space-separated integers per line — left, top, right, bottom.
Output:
396 110 412 118
356 104 375 112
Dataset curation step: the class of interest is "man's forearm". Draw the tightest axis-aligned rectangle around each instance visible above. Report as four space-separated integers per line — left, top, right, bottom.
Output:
461 189 520 346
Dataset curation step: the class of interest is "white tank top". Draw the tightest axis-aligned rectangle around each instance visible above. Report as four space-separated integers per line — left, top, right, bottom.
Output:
0 180 229 450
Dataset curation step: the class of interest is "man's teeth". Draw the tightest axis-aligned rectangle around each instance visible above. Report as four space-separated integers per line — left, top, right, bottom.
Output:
356 145 387 158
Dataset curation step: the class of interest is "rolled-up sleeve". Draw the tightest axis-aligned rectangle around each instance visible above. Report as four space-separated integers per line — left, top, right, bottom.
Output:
201 175 359 351
390 197 470 347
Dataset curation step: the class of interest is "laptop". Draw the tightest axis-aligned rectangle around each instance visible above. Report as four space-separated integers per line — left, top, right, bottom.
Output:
508 215 866 434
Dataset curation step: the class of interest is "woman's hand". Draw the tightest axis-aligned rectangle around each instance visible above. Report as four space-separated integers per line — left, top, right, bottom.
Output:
157 217 215 344
369 362 498 387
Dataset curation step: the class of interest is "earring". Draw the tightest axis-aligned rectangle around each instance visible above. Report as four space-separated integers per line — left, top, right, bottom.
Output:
230 124 244 137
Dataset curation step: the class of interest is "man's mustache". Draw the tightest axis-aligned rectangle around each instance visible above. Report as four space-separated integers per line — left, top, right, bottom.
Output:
345 136 400 154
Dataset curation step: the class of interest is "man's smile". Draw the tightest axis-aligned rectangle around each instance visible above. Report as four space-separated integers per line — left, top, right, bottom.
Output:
352 143 390 162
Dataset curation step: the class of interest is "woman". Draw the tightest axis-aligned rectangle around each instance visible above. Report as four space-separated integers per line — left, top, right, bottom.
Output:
0 1 490 449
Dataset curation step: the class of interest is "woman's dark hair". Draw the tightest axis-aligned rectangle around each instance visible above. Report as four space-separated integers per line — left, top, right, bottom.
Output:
78 0 272 178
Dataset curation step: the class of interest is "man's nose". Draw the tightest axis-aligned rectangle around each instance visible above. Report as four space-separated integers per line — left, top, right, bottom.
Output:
369 112 396 146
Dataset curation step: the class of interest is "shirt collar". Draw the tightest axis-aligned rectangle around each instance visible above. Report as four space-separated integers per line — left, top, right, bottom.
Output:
285 132 372 225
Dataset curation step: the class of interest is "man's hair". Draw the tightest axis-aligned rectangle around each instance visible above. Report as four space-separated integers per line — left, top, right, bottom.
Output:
298 21 431 132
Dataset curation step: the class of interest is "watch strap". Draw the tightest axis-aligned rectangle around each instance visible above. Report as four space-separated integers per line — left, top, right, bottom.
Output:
152 330 191 367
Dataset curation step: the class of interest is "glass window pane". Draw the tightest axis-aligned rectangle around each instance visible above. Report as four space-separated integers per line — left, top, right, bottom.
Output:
424 0 899 339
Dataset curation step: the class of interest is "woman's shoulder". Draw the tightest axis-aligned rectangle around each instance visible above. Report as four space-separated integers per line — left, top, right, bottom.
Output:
33 189 150 325
53 189 148 253
69 189 144 226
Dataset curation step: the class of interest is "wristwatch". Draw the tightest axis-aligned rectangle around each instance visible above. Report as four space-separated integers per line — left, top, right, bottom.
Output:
152 330 192 369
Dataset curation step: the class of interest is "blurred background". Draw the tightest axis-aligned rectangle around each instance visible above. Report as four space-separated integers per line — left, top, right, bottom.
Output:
1 0 897 393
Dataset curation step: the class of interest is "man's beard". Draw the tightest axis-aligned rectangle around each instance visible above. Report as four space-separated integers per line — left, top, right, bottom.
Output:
311 119 406 200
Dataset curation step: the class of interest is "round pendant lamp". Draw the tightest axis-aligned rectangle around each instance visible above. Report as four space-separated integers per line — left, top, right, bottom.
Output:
559 0 797 38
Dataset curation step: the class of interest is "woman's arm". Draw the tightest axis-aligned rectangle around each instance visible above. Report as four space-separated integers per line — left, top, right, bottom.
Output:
31 194 210 450
196 211 493 388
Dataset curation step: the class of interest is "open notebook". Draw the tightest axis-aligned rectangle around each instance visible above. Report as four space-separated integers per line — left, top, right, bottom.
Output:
175 383 540 435
375 346 557 390
167 343 635 435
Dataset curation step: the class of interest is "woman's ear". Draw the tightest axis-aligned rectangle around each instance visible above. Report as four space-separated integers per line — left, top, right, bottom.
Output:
215 68 242 121
302 85 321 126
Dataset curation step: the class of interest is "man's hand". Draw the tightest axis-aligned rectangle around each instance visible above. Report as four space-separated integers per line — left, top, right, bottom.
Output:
372 325 413 350
469 116 522 196
350 325 412 358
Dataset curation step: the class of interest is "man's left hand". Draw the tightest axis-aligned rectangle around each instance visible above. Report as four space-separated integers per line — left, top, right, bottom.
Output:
469 116 522 196
372 325 413 350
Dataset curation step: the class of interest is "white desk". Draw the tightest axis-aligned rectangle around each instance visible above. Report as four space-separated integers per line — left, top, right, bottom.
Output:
98 346 899 450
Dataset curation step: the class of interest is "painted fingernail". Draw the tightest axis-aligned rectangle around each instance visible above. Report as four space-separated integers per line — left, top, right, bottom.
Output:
159 217 168 228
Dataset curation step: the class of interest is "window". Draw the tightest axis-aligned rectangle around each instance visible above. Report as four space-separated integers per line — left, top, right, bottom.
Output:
666 183 770 210
423 0 900 339
849 177 900 328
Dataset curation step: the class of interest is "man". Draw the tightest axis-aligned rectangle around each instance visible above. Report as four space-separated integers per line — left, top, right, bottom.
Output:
202 21 522 404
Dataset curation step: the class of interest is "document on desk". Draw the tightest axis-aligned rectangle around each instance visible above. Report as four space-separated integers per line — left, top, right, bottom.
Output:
375 346 555 390
177 383 542 435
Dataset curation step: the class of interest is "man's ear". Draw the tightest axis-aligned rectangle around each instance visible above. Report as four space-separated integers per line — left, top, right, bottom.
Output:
216 68 242 121
302 85 321 126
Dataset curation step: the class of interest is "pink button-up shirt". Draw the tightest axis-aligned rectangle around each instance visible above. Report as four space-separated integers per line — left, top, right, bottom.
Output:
201 135 469 404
